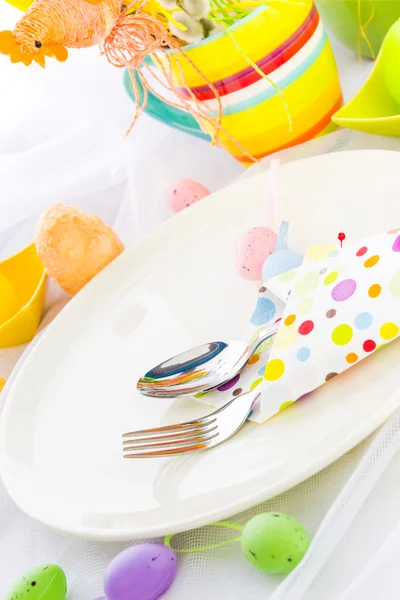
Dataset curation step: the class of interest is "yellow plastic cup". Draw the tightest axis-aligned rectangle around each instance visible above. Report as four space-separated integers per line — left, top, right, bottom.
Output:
332 18 400 136
0 243 46 348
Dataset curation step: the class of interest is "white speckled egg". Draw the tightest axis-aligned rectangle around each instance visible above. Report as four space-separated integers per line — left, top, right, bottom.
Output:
167 180 210 212
235 227 277 281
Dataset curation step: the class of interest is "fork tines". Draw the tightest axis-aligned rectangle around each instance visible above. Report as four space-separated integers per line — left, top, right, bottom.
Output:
122 389 260 458
123 417 219 458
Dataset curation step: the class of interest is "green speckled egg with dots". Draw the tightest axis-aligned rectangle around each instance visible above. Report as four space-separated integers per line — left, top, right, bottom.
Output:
241 512 310 575
5 564 67 600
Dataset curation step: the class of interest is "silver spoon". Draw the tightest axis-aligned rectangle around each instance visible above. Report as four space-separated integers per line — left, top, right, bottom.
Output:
137 321 279 398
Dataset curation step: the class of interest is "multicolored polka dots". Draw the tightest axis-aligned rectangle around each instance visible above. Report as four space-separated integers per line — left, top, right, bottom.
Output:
355 312 373 330
285 314 296 326
380 322 399 340
247 354 260 365
250 327 275 355
213 230 400 425
250 378 263 391
277 270 296 282
279 400 294 411
297 347 311 361
332 324 353 345
297 298 314 315
298 320 314 335
346 352 358 364
264 359 285 382
324 272 338 285
274 324 298 350
363 339 376 353
331 279 357 302
294 272 319 297
218 374 240 392
194 391 208 399
364 255 380 268
392 235 400 252
306 244 336 261
258 364 267 377
325 372 337 381
368 284 381 298
250 297 276 326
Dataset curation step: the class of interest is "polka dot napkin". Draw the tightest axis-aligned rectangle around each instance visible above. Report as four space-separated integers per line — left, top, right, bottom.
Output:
198 229 400 423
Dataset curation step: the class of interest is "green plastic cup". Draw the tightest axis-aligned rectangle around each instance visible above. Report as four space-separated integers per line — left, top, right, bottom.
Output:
315 0 400 59
332 17 400 136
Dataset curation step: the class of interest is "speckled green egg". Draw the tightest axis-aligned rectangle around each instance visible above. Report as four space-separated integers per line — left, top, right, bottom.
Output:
5 564 67 600
241 512 310 575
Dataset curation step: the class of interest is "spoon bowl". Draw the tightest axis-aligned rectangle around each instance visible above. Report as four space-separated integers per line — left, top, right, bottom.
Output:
137 322 279 398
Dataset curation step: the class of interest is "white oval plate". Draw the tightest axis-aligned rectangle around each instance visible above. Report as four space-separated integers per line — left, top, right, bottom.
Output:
2 150 400 541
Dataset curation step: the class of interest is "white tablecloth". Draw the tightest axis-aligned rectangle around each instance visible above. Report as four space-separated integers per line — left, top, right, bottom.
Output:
3 3 400 599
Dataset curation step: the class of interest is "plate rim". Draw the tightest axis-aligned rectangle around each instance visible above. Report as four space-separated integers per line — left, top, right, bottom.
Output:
2 149 400 541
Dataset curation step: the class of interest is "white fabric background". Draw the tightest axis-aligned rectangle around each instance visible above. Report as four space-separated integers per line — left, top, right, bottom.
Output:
1 3 400 599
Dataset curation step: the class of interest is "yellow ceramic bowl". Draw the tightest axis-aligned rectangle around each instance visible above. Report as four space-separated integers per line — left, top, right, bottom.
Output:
151 1 342 165
0 243 46 348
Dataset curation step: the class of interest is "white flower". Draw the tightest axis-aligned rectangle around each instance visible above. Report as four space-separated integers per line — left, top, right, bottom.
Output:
169 11 205 43
178 0 210 19
201 18 223 38
157 0 178 9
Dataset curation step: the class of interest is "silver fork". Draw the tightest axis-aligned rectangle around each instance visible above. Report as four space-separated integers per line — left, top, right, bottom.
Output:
123 389 260 458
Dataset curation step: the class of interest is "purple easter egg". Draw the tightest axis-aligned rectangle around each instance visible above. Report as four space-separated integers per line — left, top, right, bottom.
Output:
104 544 177 600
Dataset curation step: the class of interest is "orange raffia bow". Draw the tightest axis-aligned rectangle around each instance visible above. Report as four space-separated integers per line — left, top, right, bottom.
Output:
0 30 68 67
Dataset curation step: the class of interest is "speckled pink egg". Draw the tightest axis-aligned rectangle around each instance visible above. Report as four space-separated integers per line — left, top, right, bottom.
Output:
167 180 210 212
235 227 277 281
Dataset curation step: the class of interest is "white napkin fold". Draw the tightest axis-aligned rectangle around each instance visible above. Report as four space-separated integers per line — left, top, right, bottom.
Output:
199 230 400 423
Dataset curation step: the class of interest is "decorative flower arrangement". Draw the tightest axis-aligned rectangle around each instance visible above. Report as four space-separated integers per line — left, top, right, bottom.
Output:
0 0 293 163
134 0 271 44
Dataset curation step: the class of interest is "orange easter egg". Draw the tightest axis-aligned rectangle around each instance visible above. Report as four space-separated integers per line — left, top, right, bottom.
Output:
35 205 124 295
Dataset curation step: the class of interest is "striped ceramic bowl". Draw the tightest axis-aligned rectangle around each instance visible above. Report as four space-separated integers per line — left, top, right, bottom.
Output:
146 1 343 165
